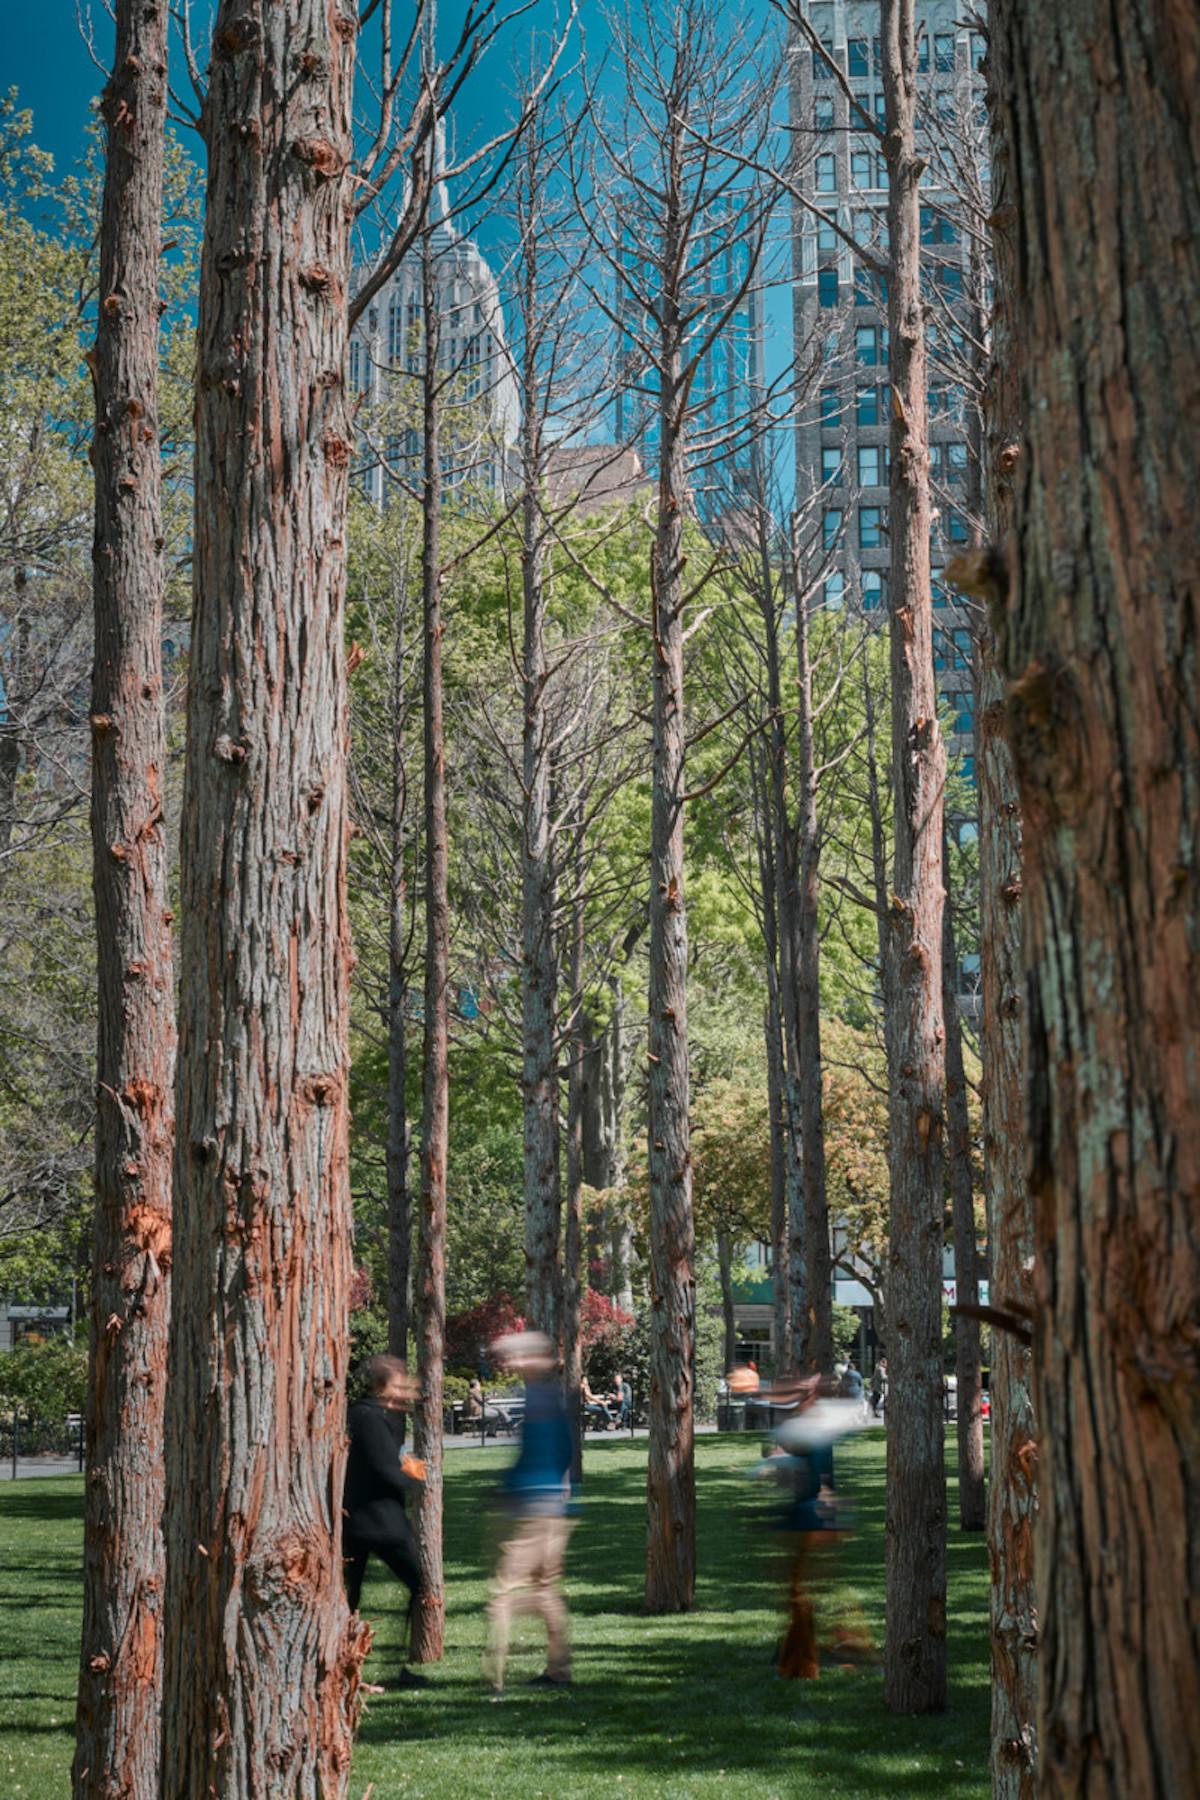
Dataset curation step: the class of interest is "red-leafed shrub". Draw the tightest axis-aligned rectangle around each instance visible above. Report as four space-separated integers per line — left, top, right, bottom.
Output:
445 1293 526 1371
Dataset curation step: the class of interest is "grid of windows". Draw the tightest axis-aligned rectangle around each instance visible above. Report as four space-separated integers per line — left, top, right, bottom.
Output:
859 505 883 548
816 153 837 192
934 626 973 671
851 151 888 191
820 386 842 425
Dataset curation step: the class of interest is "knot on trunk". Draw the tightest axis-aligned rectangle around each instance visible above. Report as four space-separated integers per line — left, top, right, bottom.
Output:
294 137 347 180
301 263 338 298
298 1073 341 1107
213 734 248 764
217 18 259 56
322 432 352 467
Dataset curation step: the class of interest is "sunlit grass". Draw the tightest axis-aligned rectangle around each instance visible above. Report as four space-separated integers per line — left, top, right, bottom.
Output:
0 1429 989 1797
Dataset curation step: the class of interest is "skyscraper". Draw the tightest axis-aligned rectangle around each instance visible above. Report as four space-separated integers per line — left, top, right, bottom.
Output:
348 149 519 505
788 3 987 862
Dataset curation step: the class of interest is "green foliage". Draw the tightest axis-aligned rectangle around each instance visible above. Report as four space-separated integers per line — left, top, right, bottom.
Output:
0 1335 87 1423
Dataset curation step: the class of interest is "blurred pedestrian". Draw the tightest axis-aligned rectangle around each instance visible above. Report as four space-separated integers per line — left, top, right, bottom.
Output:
343 1355 429 1692
870 1356 888 1418
483 1331 576 1693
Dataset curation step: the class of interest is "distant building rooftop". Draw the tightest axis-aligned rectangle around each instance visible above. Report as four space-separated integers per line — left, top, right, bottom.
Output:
543 444 651 517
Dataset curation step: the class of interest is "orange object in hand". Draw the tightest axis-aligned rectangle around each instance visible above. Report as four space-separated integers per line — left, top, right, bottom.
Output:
401 1455 426 1481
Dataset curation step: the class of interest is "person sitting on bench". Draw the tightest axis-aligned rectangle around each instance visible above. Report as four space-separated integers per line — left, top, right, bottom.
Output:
580 1374 610 1430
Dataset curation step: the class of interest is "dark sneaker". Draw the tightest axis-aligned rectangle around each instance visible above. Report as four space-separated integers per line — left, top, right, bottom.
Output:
527 1672 571 1689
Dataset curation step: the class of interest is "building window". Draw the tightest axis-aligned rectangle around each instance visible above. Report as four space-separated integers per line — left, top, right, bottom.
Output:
818 265 839 308
824 569 846 610
920 206 959 246
856 324 879 366
813 38 834 79
934 626 973 671
816 153 837 193
931 563 948 607
946 689 975 735
854 268 887 308
862 567 886 611
936 90 956 127
815 96 834 131
933 261 963 298
848 37 869 78
970 31 986 70
874 91 887 127
822 507 843 550
858 444 882 486
851 151 886 191
817 216 837 254
946 508 969 543
947 441 969 481
916 33 930 73
859 505 883 549
822 446 844 483
934 32 955 73
820 386 842 425
856 383 880 426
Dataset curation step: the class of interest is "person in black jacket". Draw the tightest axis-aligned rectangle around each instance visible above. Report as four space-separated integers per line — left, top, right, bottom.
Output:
343 1355 429 1691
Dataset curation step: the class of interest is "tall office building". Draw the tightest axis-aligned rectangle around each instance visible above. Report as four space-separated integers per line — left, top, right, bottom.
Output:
348 153 519 505
788 3 987 863
614 195 765 522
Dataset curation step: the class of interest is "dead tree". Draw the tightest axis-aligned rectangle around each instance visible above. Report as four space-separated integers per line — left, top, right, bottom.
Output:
577 0 776 1613
942 842 985 1531
879 0 948 1715
159 0 367 1787
73 4 174 1793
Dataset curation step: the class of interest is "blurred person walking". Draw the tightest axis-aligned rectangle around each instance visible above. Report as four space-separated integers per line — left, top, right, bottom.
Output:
484 1332 576 1692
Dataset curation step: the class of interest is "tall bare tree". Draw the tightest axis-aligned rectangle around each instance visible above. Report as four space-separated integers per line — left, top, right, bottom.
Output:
988 1 1200 1788
410 197 450 1666
73 5 174 1793
578 0 775 1612
879 0 947 1715
159 0 368 1786
942 848 984 1531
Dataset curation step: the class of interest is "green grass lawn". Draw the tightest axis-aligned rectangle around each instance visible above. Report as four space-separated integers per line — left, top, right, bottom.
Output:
0 1429 989 1798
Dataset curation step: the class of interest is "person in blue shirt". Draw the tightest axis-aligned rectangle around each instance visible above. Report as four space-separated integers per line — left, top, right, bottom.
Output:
483 1331 576 1692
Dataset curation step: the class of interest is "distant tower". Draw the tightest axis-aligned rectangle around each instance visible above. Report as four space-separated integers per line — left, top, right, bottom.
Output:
348 122 519 503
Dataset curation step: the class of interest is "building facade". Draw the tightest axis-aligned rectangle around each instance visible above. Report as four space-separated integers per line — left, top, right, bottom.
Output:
614 195 766 522
788 2 987 886
348 169 519 505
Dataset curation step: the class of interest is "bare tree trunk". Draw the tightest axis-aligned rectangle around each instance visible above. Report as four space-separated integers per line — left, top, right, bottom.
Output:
74 7 173 1792
942 857 985 1531
989 3 1200 1787
645 328 696 1617
716 1229 737 1374
387 586 411 1360
977 22 1036 1780
518 244 561 1342
880 0 947 1718
758 799 791 1373
411 225 448 1666
582 989 631 1309
160 0 366 1787
760 586 808 1368
563 846 586 1485
792 546 832 1373
977 618 1036 1794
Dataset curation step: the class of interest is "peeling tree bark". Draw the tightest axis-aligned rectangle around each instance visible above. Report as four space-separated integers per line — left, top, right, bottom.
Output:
73 5 173 1793
990 2 1200 1790
411 222 448 1666
880 0 948 1718
563 837 586 1484
159 0 367 1790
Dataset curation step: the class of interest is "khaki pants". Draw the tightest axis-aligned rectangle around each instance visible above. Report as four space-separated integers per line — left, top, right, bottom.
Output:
485 1512 574 1687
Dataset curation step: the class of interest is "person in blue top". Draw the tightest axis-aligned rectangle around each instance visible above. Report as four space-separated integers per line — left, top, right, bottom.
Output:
483 1331 576 1692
